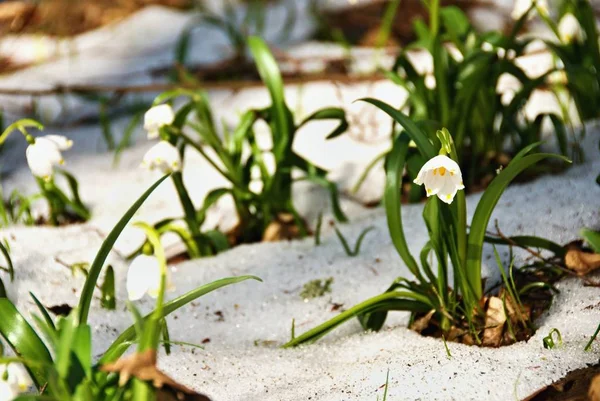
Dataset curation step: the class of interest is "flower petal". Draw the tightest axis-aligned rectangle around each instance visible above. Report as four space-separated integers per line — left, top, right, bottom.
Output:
423 171 443 196
127 255 160 301
142 141 181 174
44 135 73 151
144 104 175 136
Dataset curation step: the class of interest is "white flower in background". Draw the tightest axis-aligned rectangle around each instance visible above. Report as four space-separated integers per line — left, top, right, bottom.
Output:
424 74 437 89
127 255 163 301
25 135 73 181
413 155 465 204
547 70 568 85
144 104 175 139
0 362 33 400
558 13 583 44
141 141 181 174
512 0 548 20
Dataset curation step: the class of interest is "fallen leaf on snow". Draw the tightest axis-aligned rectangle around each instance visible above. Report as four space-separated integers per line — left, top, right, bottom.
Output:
565 242 600 275
482 297 507 347
101 349 211 401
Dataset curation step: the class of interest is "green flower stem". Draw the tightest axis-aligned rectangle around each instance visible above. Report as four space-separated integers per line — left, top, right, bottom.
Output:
0 119 43 146
170 172 203 256
179 133 242 188
36 178 61 226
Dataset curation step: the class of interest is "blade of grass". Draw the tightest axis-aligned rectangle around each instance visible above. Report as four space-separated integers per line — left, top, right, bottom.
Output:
466 153 570 299
100 275 261 364
78 174 170 324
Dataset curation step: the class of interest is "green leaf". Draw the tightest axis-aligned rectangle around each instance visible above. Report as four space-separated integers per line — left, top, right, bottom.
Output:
0 238 14 281
55 169 90 221
0 298 53 389
359 98 437 159
283 291 431 347
100 266 116 311
247 36 290 162
383 134 422 281
99 102 116 151
100 275 262 364
547 114 569 157
297 107 349 140
581 228 600 253
484 235 565 257
113 111 143 166
203 230 230 254
440 6 470 41
466 153 570 299
334 226 375 256
29 292 56 332
78 175 170 325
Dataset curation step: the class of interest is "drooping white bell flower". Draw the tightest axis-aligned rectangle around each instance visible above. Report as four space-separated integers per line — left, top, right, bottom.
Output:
141 141 181 174
512 0 548 20
413 155 465 204
558 13 583 44
0 362 33 400
144 104 175 139
127 254 163 301
25 135 73 181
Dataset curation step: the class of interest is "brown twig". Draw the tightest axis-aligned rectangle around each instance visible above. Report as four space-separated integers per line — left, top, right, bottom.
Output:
490 221 600 287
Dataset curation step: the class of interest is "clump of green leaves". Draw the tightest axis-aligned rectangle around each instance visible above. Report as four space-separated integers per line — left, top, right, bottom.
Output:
356 1 573 195
545 0 600 123
0 175 260 400
284 99 569 347
300 277 333 300
146 36 348 251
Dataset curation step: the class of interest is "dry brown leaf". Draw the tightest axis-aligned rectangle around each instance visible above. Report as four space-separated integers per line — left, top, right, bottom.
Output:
500 289 530 325
565 243 600 275
409 310 435 333
482 297 507 347
262 213 302 242
101 350 211 401
590 374 600 401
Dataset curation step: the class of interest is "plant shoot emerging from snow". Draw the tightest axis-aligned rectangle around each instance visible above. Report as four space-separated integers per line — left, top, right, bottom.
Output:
0 119 89 226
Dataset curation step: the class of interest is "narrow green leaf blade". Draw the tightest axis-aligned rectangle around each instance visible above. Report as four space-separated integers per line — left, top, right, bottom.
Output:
78 175 170 324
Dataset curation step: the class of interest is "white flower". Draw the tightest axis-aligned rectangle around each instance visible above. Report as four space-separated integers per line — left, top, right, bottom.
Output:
547 70 568 85
0 362 33 400
413 155 465 204
25 135 73 181
558 14 583 44
144 104 175 139
141 141 181 174
127 255 163 301
512 0 548 20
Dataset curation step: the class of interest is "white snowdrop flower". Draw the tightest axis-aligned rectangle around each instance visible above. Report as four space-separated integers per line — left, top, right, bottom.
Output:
512 0 548 20
25 135 73 181
144 104 175 139
0 362 33 400
547 70 568 85
425 74 436 89
141 141 181 174
501 89 517 106
413 155 465 204
127 255 163 301
558 14 583 44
